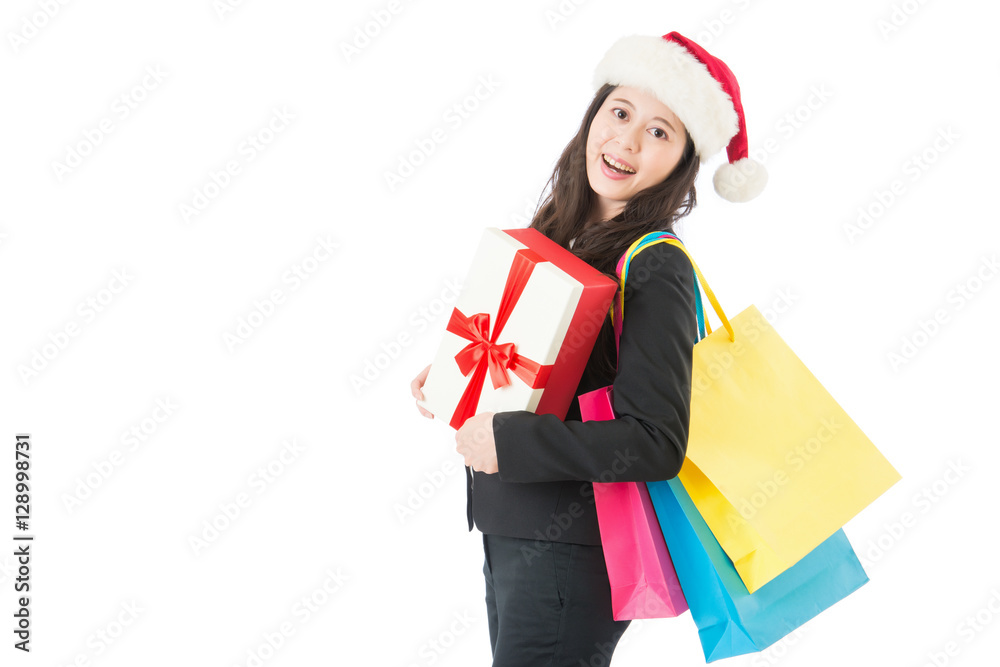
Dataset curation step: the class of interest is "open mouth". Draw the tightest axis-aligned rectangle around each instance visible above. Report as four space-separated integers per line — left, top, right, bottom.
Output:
602 154 635 174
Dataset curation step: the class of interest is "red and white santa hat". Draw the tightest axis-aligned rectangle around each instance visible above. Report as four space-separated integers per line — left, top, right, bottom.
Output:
593 32 767 203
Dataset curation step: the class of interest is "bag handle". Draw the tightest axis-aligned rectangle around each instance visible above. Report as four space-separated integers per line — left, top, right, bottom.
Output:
611 232 735 362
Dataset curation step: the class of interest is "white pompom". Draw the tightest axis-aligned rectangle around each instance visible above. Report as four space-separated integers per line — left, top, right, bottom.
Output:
713 158 768 203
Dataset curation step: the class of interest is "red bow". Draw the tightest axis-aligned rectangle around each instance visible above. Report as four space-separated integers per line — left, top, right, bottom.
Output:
446 248 553 429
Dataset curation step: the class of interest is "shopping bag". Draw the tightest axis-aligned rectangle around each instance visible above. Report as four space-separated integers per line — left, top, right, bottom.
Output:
621 233 901 592
582 231 692 620
581 384 688 620
646 477 869 662
582 230 707 619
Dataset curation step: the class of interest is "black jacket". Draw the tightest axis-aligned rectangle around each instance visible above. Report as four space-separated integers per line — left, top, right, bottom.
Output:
466 240 699 545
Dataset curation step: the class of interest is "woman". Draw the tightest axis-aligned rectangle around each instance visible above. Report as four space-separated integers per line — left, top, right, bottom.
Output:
411 31 765 666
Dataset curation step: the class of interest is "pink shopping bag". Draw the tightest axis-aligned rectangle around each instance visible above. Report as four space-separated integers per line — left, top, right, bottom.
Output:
581 385 688 620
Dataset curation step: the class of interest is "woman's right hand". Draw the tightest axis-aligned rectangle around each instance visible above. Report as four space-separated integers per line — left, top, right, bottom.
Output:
411 364 435 419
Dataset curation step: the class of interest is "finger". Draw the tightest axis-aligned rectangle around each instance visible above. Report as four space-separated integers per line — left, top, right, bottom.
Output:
411 364 432 399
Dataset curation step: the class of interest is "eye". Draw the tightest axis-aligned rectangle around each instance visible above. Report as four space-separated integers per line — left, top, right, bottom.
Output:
650 127 668 140
612 107 628 120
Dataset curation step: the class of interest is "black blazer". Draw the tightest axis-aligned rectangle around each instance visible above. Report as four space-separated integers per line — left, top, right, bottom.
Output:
466 240 699 545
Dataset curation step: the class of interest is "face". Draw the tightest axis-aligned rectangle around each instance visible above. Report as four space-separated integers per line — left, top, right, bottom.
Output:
585 86 688 221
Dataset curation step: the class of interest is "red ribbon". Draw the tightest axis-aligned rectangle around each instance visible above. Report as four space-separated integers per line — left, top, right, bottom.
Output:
446 248 553 429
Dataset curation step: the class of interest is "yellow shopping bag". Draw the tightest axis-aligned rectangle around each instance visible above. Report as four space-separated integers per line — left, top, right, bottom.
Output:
624 235 901 593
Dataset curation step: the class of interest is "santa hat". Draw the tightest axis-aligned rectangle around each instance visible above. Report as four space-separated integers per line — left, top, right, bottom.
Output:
593 32 767 203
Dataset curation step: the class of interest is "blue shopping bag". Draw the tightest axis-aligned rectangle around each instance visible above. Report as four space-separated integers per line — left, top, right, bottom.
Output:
647 477 869 662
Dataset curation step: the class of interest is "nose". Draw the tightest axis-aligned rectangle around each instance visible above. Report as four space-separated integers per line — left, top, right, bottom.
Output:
615 124 642 153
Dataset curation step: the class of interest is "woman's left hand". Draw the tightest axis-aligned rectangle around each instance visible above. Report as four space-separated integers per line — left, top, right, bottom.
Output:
456 412 498 474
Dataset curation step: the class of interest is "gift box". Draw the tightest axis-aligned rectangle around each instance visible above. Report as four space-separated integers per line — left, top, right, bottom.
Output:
418 227 617 429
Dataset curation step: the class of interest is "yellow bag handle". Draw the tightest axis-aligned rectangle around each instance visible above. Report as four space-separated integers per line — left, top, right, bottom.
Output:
618 234 735 343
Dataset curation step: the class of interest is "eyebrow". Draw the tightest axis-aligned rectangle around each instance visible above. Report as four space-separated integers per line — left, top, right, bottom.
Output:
612 98 677 134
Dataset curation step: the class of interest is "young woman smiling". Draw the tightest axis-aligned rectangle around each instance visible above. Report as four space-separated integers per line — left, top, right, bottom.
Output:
412 31 766 666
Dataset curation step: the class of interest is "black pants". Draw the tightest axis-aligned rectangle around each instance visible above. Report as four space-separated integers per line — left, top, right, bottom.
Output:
482 533 631 666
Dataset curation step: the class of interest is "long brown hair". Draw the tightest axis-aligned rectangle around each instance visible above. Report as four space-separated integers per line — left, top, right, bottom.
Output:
530 83 701 378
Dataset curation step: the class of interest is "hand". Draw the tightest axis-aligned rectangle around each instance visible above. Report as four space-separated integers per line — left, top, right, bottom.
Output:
456 412 498 474
410 364 435 419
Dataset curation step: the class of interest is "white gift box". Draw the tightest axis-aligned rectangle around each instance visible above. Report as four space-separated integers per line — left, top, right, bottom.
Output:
418 227 616 429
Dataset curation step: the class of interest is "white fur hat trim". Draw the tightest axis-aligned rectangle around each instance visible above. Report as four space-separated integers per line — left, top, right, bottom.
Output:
593 35 739 158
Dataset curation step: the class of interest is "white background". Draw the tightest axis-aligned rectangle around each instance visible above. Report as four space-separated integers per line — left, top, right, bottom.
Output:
1 0 998 665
